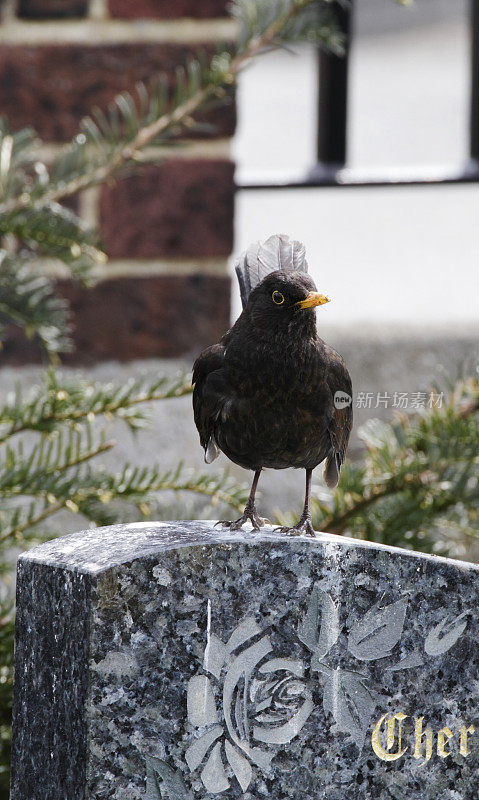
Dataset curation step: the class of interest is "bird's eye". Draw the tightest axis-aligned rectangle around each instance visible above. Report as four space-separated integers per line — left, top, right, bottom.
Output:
272 291 285 305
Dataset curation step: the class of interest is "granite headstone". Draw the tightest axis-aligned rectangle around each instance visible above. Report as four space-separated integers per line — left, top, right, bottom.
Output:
10 522 479 799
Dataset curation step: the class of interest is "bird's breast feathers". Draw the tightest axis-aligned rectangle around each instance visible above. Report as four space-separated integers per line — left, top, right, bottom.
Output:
224 336 322 391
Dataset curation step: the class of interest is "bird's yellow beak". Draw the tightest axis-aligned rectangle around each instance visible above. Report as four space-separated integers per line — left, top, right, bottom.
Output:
296 291 330 310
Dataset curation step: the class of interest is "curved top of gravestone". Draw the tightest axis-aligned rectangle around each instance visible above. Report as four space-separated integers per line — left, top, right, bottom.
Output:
20 520 479 576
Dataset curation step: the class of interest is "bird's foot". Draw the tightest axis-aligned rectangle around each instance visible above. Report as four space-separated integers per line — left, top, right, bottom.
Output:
215 505 269 531
273 516 316 537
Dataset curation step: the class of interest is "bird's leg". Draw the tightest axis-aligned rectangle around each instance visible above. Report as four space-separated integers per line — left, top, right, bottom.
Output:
216 470 268 531
274 469 316 537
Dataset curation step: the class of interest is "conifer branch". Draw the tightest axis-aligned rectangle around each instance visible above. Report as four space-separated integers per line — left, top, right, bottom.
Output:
0 252 73 353
0 371 192 444
0 434 113 499
0 500 67 545
0 0 344 217
0 464 248 544
0 368 246 547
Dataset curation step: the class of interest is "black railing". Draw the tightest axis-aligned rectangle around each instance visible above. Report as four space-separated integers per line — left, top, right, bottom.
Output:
470 0 479 161
240 0 479 190
316 2 351 169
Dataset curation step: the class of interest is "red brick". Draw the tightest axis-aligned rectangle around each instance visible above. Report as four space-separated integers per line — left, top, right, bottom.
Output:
0 44 236 142
99 159 235 259
1 275 231 364
108 0 228 18
18 0 87 18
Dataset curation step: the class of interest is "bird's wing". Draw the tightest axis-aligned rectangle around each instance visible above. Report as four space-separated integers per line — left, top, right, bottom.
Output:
235 233 308 308
192 343 227 463
323 347 353 488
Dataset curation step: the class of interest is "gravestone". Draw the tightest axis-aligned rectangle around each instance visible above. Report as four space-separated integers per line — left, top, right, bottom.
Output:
10 521 479 800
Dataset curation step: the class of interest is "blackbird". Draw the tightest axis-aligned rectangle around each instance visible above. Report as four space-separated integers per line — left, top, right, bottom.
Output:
192 234 352 536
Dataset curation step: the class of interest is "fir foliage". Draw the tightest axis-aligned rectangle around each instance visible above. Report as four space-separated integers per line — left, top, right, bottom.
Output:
0 369 249 547
0 368 192 440
230 0 346 53
0 0 345 218
0 253 71 355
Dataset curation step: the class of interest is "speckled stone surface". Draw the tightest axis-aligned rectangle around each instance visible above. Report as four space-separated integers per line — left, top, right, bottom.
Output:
10 522 479 800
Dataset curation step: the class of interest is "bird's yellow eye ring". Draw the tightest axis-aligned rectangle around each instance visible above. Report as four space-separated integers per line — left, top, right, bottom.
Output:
272 291 285 305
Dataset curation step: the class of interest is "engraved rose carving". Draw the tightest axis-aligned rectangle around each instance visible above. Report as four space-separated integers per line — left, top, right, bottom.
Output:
185 616 312 793
250 658 313 746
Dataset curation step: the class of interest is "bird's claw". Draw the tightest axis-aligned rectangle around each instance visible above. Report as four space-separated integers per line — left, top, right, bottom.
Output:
273 517 316 537
215 507 268 531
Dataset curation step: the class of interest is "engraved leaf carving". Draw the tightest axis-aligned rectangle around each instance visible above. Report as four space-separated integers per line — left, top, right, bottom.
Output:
185 726 223 772
424 611 469 656
204 633 227 679
386 651 424 672
322 669 377 751
348 598 407 661
201 742 230 794
298 585 339 662
145 758 193 800
187 675 218 727
225 741 253 792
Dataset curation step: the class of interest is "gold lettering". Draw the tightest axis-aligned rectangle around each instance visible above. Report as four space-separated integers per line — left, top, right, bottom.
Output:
437 726 453 759
413 717 433 766
371 712 408 762
460 725 475 757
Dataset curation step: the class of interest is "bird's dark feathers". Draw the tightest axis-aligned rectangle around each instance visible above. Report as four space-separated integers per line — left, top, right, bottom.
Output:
322 345 353 487
192 343 225 463
193 267 352 482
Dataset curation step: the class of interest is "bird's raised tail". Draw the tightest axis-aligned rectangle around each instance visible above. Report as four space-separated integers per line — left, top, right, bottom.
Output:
235 233 309 309
323 452 341 489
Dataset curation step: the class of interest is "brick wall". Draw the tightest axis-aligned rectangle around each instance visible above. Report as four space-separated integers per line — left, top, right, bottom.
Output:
0 0 236 364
